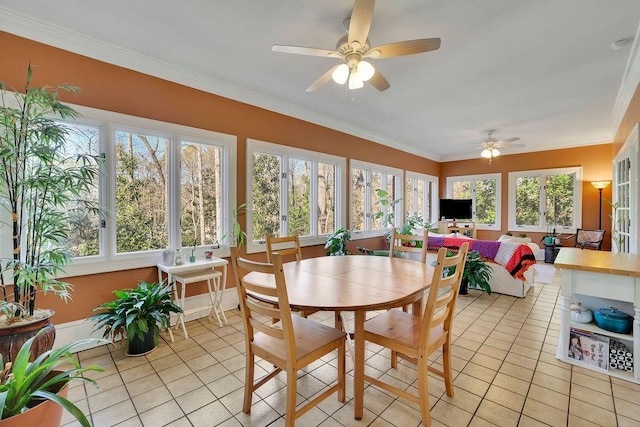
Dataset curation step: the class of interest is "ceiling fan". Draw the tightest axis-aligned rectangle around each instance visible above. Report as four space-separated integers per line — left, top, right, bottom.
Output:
272 0 441 92
479 130 523 161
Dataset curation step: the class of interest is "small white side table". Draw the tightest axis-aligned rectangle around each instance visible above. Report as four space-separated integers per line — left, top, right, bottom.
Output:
157 257 229 338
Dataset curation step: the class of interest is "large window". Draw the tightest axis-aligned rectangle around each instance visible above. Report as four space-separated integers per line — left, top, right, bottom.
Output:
43 105 237 276
405 172 438 226
351 161 403 236
446 174 501 229
508 167 582 233
247 139 345 254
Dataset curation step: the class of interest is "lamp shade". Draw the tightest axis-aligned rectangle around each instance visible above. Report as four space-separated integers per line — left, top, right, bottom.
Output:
331 64 349 85
348 71 364 89
357 61 375 81
591 180 611 190
481 148 500 159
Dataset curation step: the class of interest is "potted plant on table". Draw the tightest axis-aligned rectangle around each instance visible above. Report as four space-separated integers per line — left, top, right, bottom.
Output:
0 66 101 362
0 333 104 427
90 281 183 356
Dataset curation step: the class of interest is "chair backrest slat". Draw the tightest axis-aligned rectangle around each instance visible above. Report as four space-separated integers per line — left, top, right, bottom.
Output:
388 229 428 264
575 228 605 250
419 243 469 351
266 233 302 262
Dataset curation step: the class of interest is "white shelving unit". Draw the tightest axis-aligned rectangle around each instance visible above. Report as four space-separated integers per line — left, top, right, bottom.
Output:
555 248 640 383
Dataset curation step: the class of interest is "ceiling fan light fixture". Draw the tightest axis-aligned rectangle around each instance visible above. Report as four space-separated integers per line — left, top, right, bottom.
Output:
481 148 500 159
332 64 350 84
348 71 364 89
357 60 375 81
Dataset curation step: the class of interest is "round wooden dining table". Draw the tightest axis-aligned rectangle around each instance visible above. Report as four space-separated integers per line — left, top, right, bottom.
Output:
244 254 434 420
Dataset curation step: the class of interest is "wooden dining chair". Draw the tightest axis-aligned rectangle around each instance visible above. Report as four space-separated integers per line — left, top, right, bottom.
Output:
230 247 346 427
265 232 302 262
389 228 429 313
388 228 429 263
363 242 469 427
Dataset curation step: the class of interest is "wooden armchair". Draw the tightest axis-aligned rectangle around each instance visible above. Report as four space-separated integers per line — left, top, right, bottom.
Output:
230 247 346 426
363 242 469 426
569 228 606 250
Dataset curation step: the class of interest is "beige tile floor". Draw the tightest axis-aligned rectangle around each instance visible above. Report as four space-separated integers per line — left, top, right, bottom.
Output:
65 267 640 426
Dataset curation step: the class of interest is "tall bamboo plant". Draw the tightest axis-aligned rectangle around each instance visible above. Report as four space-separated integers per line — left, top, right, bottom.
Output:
0 65 100 317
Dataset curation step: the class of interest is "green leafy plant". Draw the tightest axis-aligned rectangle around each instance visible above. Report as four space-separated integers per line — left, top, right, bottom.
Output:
90 281 182 348
223 203 248 248
0 334 105 426
373 189 402 228
325 228 351 256
461 250 492 294
605 198 627 252
0 65 101 317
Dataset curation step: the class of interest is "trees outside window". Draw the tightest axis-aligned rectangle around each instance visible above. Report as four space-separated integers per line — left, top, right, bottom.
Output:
508 167 582 233
405 172 438 226
247 139 345 254
446 174 501 229
350 161 402 235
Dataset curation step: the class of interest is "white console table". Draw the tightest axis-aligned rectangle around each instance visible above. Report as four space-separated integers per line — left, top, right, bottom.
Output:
157 257 228 338
555 248 640 383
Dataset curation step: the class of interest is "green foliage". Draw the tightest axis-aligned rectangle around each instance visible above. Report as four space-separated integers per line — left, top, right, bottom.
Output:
325 228 351 256
251 153 280 238
0 65 101 317
90 282 182 347
515 173 575 227
462 251 493 294
605 198 627 252
373 188 401 227
0 334 105 425
223 203 247 248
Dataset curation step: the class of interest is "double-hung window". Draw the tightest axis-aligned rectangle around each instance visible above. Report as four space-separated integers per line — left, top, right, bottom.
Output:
351 160 403 237
508 167 582 233
446 174 501 229
246 139 346 254
405 171 438 226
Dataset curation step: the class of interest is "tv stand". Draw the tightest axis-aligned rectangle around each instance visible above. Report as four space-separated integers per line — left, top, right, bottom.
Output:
437 221 476 239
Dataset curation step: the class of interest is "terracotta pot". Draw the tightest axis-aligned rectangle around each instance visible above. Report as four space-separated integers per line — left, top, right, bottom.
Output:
0 309 56 362
0 379 68 427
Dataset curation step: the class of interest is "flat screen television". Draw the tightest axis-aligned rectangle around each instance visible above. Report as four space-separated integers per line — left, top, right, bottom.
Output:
439 199 473 221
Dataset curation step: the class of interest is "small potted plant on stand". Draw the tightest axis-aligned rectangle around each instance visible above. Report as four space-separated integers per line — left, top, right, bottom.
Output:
90 281 183 356
0 66 101 362
0 333 105 427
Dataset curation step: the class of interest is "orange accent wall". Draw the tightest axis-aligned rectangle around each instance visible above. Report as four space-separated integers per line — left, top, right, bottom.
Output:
613 81 640 154
441 144 613 248
1 30 632 324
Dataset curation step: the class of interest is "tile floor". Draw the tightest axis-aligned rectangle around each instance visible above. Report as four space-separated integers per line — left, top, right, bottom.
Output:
65 267 640 426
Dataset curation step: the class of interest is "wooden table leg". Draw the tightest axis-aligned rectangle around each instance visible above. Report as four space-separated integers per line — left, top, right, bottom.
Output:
354 309 365 420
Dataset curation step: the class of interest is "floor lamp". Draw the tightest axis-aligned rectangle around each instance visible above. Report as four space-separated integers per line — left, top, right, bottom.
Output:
591 180 611 229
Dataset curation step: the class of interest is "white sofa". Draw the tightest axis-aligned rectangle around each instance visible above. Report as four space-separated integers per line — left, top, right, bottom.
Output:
497 234 544 262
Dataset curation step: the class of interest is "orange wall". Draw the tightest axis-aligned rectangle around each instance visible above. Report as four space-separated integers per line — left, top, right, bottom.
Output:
441 144 613 248
1 30 631 324
613 82 640 154
1 31 439 324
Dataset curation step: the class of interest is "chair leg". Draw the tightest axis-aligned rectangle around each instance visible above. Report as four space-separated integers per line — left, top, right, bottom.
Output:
391 350 398 368
338 339 346 402
285 369 297 427
243 352 254 414
442 340 454 398
417 355 432 427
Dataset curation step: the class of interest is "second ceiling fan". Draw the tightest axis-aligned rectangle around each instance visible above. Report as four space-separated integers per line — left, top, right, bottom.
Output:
272 0 441 92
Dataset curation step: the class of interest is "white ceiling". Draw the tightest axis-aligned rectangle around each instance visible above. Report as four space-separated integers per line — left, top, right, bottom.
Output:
2 1 640 161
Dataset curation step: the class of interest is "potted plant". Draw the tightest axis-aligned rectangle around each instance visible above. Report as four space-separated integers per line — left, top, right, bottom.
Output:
0 333 104 427
90 281 182 356
460 250 493 295
325 228 351 256
0 66 100 362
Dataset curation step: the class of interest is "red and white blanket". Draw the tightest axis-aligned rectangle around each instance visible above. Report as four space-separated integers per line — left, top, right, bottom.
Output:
427 236 536 279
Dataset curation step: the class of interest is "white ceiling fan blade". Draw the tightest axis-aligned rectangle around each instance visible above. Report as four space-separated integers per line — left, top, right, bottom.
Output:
348 0 375 46
366 38 441 59
494 137 522 147
369 69 390 91
272 45 340 58
306 65 339 92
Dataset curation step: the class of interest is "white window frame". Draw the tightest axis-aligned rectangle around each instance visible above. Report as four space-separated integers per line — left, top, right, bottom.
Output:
350 160 403 240
507 167 583 234
57 104 237 277
246 139 346 254
405 171 439 227
446 173 501 230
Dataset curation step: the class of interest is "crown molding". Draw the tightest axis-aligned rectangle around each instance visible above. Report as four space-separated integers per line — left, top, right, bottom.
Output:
610 22 640 137
0 7 439 161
